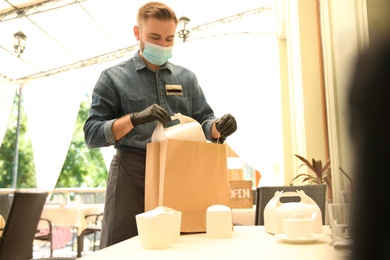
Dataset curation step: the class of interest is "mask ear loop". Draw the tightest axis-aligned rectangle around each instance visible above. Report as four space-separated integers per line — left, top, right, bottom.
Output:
201 119 221 143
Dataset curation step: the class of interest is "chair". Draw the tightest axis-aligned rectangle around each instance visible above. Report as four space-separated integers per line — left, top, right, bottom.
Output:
34 192 69 257
254 184 327 226
0 194 11 222
0 191 49 260
34 217 54 258
0 194 11 235
76 212 103 257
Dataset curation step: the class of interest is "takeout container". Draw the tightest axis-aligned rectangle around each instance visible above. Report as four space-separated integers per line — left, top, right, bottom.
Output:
151 113 206 143
264 190 322 235
206 205 233 238
136 206 182 249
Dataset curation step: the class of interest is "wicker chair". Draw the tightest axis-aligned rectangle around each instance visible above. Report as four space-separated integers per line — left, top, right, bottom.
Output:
0 194 11 235
0 194 11 222
254 184 327 226
34 217 54 258
0 191 49 260
76 212 103 257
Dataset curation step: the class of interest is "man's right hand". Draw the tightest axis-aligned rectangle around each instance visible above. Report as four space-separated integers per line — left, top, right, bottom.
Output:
130 104 172 127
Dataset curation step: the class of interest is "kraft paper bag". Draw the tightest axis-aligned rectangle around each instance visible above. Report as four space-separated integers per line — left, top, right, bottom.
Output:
145 139 231 233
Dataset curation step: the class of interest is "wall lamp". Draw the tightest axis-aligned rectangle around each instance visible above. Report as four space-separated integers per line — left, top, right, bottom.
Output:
13 31 27 58
178 15 190 42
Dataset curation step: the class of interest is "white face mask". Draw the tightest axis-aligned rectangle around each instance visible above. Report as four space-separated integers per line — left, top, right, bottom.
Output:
142 41 173 66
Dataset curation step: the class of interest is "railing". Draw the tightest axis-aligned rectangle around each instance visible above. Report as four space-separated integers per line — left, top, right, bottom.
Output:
0 187 106 205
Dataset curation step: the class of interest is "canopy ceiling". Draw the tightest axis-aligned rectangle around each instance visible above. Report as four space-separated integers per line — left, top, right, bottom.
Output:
0 0 272 84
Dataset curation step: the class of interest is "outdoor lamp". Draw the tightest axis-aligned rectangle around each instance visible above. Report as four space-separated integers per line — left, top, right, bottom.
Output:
13 31 27 57
178 15 190 42
12 28 27 188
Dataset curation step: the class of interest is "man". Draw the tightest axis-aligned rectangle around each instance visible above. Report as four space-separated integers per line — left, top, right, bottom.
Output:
348 37 390 260
84 1 237 248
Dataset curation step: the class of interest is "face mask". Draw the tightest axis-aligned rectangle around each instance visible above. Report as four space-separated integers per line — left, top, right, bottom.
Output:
142 41 173 66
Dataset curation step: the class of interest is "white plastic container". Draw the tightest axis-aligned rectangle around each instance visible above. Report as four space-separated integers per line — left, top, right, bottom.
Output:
264 190 323 235
206 205 233 238
136 206 181 249
151 113 206 143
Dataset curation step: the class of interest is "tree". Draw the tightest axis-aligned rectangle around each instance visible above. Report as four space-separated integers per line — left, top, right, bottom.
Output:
57 99 107 187
0 95 107 188
0 94 36 188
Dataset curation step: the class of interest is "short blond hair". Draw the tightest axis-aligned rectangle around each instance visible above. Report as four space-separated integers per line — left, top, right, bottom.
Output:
137 2 178 27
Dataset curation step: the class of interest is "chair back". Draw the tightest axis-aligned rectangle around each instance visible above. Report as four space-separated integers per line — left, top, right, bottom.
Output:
0 191 48 260
255 184 327 225
0 194 11 222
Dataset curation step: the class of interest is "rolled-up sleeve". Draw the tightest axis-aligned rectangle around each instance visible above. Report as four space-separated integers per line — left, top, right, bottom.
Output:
103 119 116 145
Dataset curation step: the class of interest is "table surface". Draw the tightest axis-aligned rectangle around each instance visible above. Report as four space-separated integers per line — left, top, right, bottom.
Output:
79 226 349 260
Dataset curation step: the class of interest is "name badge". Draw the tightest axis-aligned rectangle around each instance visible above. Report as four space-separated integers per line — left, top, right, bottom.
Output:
165 84 183 96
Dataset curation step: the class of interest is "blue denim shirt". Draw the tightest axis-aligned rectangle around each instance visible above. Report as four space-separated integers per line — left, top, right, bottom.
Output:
84 51 217 151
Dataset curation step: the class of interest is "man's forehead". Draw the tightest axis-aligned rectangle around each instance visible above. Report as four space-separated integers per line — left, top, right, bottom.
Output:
140 21 176 36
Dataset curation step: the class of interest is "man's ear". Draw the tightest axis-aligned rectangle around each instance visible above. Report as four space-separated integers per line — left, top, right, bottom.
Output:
134 25 140 40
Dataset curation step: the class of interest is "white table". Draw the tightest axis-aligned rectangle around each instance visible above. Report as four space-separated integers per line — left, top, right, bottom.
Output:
41 205 88 236
79 226 349 260
40 204 104 255
40 204 104 235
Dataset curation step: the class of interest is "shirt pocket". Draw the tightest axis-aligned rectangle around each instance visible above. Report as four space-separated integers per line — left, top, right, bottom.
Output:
120 89 158 112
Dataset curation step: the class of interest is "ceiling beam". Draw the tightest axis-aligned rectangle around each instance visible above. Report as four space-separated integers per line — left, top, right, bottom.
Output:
16 44 139 83
15 5 271 83
0 0 86 22
1 73 13 81
190 6 271 33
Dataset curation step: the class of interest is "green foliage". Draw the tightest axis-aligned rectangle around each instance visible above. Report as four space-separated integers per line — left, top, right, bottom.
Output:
0 95 107 188
290 154 332 189
290 155 354 199
0 95 36 188
57 100 107 187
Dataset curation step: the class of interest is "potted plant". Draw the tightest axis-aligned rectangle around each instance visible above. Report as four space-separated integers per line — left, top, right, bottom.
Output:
290 154 354 201
290 154 332 199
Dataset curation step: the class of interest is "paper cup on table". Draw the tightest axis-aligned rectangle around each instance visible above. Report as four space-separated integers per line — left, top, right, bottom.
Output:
206 204 233 238
136 207 178 249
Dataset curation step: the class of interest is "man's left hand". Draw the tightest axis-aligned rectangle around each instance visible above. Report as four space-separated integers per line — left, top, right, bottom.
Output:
215 113 237 138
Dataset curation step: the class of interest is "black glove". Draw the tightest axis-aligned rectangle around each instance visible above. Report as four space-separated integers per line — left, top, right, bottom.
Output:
130 104 171 127
215 113 237 137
